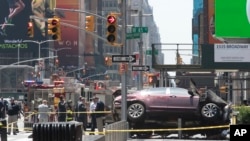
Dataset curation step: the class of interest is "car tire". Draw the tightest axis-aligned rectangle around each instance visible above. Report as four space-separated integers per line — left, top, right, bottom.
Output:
127 102 145 122
201 103 221 120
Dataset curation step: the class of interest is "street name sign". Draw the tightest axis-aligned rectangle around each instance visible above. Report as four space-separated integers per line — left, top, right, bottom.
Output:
126 33 140 39
112 55 136 63
132 65 150 71
132 27 148 33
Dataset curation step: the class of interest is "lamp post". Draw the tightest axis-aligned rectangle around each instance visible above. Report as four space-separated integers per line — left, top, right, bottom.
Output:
22 40 56 80
41 47 71 56
22 40 56 59
41 47 71 72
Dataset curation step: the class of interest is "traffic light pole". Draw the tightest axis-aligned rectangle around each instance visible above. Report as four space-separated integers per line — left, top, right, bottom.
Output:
138 10 143 90
121 0 128 126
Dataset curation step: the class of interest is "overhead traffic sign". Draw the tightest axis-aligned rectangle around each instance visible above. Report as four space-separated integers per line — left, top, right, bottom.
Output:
112 55 136 63
132 65 150 71
132 27 148 33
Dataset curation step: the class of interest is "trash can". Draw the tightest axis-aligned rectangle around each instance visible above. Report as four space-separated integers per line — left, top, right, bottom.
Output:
33 122 82 141
0 119 7 141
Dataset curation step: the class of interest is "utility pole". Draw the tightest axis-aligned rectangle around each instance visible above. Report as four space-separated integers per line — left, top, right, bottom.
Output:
121 0 127 123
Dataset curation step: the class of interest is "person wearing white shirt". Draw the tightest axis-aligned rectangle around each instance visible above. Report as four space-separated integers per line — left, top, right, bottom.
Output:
38 100 49 122
89 98 97 135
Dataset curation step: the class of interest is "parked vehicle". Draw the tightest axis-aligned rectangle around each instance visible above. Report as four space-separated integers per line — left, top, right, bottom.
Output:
112 79 232 138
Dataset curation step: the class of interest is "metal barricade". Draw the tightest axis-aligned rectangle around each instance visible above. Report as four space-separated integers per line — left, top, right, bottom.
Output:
33 121 82 141
105 120 128 141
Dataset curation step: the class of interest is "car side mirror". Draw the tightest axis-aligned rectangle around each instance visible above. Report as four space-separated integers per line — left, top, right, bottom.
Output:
188 90 194 96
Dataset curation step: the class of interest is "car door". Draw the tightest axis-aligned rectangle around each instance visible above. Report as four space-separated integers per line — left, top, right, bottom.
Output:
167 87 199 112
144 88 168 111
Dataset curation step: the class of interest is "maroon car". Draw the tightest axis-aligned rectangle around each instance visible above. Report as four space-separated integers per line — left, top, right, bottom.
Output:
113 86 231 125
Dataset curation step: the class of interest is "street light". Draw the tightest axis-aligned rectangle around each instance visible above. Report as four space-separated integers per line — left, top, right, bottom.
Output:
41 47 71 56
22 40 56 59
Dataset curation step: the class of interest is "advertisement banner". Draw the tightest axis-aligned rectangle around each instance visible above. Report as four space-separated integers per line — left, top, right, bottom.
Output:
207 0 224 43
214 44 250 62
55 0 79 67
215 0 250 38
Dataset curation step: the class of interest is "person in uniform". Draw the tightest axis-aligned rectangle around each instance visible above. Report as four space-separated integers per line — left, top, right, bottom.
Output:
7 97 20 135
57 95 66 122
77 97 87 131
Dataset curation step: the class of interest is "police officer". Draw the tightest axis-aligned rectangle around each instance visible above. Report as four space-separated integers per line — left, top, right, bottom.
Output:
77 97 87 131
7 98 20 135
57 95 66 122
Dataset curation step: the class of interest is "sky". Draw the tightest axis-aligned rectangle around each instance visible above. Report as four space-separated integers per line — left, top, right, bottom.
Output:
148 0 193 44
147 0 193 75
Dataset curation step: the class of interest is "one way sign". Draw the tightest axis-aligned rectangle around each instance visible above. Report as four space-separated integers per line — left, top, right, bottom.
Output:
132 65 150 71
112 55 136 63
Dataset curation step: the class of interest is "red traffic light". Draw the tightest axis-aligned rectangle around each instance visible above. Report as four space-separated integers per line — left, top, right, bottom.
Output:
107 15 116 24
51 19 58 25
28 22 33 27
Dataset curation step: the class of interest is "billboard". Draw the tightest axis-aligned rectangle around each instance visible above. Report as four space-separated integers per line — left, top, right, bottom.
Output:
207 0 224 43
215 0 250 38
0 0 51 64
55 0 80 68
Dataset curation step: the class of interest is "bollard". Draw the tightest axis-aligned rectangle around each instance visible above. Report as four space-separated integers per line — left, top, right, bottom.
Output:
0 119 7 141
178 118 182 139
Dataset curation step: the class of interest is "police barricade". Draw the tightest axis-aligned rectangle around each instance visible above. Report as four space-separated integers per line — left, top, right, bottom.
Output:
0 119 7 141
33 121 82 141
105 120 128 141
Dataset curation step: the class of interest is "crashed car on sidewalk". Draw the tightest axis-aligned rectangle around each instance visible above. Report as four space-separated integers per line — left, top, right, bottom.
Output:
112 79 231 138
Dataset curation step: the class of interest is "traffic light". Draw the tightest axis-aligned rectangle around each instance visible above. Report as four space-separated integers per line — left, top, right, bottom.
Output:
106 14 117 44
85 15 95 31
219 86 228 94
27 21 34 38
47 17 61 40
55 58 59 67
177 56 182 64
105 56 112 66
148 75 157 85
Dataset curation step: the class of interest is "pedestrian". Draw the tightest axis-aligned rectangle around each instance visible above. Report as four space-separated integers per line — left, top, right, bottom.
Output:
89 96 97 135
66 100 73 122
38 100 49 122
74 96 82 121
7 97 20 135
77 97 87 131
94 96 105 135
0 97 4 119
57 95 66 122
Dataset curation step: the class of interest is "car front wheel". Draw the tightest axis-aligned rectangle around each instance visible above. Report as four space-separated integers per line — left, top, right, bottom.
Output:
201 103 221 120
127 102 145 122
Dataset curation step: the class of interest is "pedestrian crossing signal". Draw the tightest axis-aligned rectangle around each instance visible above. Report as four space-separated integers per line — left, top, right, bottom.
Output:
27 22 34 38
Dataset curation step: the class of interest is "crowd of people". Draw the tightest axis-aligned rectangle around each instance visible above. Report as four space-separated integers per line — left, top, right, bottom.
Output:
37 95 105 135
0 97 22 135
0 95 106 136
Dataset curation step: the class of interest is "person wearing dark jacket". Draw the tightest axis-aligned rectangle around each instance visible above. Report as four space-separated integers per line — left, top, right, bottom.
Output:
7 98 20 135
57 95 66 122
94 97 105 135
77 97 87 131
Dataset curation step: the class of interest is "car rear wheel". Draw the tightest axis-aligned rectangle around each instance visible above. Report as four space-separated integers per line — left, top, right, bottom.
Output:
127 102 145 122
201 103 221 120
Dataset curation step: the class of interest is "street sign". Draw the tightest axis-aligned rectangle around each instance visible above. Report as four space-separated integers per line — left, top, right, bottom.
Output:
132 65 150 71
146 49 158 55
126 33 140 39
112 55 136 63
131 27 148 33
